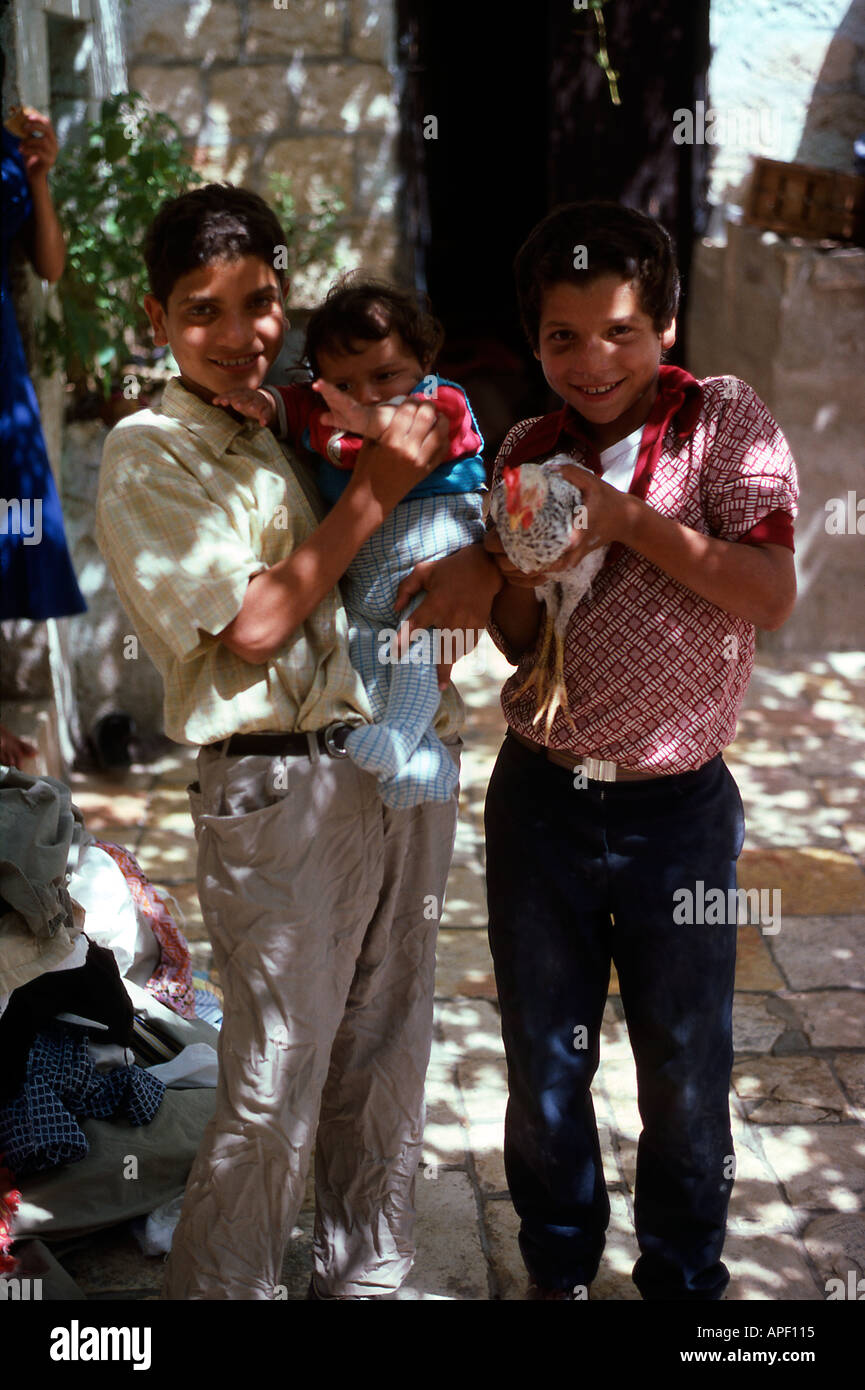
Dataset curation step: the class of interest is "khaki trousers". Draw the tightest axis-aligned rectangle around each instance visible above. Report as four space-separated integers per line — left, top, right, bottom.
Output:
162 739 459 1300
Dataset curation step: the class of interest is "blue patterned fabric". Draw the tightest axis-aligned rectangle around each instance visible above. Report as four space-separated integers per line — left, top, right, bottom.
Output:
1 129 86 620
341 491 485 808
0 1025 165 1176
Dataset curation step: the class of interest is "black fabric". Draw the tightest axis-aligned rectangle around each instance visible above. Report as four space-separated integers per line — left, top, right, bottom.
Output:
0 940 134 1104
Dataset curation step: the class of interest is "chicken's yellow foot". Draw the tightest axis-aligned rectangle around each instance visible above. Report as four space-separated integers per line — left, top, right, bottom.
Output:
532 630 577 744
512 604 554 707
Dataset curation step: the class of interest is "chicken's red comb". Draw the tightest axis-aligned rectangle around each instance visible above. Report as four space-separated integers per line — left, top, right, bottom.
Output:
502 465 521 510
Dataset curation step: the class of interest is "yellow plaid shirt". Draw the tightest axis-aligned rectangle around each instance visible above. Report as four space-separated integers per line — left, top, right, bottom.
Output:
96 379 463 747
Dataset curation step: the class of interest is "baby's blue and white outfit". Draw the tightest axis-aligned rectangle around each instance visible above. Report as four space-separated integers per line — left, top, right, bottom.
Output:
314 378 485 809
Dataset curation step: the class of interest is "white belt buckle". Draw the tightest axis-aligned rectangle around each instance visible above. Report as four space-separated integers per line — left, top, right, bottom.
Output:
582 757 617 782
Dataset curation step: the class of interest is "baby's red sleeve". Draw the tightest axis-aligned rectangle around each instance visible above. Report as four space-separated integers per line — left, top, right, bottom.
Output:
273 386 362 467
432 384 483 460
269 384 320 444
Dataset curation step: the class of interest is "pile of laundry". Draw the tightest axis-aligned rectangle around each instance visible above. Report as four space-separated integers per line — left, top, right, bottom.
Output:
0 767 220 1291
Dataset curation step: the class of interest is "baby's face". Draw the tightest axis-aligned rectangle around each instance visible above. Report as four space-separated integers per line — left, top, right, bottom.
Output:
317 332 425 406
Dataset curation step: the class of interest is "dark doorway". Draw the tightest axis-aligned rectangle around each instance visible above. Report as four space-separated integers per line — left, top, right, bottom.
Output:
396 0 711 462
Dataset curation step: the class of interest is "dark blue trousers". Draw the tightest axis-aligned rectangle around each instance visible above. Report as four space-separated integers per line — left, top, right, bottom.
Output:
484 734 744 1300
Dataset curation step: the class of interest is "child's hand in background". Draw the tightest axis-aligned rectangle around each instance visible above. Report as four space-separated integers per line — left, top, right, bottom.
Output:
313 378 402 439
12 108 60 181
212 387 276 428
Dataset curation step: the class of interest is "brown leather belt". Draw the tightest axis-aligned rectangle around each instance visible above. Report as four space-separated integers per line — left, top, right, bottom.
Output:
507 729 661 782
213 723 355 759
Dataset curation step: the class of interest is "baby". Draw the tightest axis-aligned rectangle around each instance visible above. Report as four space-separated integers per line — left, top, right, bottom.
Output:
216 275 486 809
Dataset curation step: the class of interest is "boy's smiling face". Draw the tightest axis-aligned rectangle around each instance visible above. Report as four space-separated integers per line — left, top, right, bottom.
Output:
535 275 676 449
144 255 286 403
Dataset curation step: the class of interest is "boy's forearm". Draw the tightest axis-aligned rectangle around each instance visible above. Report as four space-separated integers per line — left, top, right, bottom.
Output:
217 477 392 663
621 495 796 630
491 583 543 656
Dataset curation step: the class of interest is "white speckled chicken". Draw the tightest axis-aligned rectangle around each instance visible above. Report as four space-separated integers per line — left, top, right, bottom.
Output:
490 455 609 741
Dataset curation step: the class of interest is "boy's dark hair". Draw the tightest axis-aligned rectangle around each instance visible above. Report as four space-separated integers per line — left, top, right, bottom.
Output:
304 273 444 378
514 201 680 347
144 183 287 306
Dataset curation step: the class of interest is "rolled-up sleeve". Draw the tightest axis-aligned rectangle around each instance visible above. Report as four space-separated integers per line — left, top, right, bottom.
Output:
700 381 799 549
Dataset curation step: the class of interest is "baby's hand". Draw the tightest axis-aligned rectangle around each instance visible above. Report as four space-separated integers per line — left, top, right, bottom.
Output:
313 379 401 439
212 387 275 428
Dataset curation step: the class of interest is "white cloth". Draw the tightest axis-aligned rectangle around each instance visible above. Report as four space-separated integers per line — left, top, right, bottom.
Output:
132 1193 186 1256
87 1040 136 1071
147 1042 219 1090
65 844 160 984
598 425 644 493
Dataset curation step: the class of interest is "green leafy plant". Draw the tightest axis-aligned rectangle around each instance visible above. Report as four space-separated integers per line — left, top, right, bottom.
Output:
40 92 345 402
266 171 345 284
40 92 202 398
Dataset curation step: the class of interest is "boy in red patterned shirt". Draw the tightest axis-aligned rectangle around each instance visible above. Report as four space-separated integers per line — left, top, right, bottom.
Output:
481 202 798 1301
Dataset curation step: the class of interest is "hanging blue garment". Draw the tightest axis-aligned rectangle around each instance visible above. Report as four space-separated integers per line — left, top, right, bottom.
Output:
1 128 86 620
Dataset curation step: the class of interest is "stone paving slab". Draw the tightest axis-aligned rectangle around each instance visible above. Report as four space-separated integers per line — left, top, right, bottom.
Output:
163 880 206 941
596 1056 642 1134
70 788 150 831
134 827 199 882
469 1121 508 1194
456 1056 508 1124
732 994 789 1052
843 823 865 860
395 1170 490 1300
758 1125 865 1212
732 1056 853 1124
439 866 488 930
769 915 865 988
482 1198 526 1300
726 1129 800 1236
833 1053 865 1111
435 928 497 999
818 779 865 815
738 847 865 915
802 1212 865 1289
780 990 865 1049
723 1233 824 1301
28 651 865 1300
735 925 786 990
434 997 506 1060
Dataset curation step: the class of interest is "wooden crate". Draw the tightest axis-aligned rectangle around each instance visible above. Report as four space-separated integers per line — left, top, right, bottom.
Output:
744 156 865 244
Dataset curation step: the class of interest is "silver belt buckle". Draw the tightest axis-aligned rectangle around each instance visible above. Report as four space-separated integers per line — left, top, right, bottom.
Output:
323 722 351 758
582 756 617 782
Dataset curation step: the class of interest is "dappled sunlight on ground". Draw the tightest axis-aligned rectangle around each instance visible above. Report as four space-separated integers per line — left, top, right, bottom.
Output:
58 642 865 1299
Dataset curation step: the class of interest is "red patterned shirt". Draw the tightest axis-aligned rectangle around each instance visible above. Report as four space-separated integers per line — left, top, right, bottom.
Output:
488 367 799 774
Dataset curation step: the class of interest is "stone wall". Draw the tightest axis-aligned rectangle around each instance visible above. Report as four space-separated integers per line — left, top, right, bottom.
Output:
687 222 865 651
124 0 399 305
706 0 865 206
